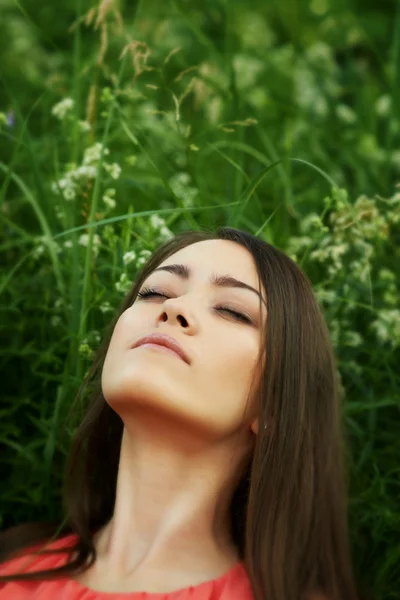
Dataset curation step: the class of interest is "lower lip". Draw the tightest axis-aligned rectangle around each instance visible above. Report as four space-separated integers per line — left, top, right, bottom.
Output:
136 342 185 362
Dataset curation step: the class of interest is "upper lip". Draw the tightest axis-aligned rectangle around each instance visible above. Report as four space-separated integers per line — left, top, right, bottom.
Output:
133 333 190 364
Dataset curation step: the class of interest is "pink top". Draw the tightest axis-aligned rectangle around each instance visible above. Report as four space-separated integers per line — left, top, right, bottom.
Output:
0 534 254 600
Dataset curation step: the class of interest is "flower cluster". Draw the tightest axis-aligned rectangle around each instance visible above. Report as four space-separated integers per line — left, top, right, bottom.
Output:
123 250 137 265
79 330 101 360
51 142 121 203
287 187 400 349
115 272 132 294
168 172 198 208
79 233 101 256
136 249 152 268
51 98 74 120
149 214 173 242
103 188 116 209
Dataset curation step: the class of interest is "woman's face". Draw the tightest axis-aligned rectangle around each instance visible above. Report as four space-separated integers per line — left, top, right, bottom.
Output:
102 239 267 439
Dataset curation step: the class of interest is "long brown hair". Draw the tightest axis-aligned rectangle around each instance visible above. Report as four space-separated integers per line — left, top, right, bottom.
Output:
0 227 359 600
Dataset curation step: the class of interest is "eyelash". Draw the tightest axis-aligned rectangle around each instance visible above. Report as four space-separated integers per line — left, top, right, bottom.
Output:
136 287 252 324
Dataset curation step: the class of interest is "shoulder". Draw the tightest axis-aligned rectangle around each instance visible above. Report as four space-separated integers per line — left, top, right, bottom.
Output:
0 533 78 577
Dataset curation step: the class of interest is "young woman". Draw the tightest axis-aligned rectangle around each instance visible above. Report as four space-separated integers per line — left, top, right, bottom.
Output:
0 227 360 600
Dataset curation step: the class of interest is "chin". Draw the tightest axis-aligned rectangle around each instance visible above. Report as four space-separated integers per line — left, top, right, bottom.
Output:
102 373 181 412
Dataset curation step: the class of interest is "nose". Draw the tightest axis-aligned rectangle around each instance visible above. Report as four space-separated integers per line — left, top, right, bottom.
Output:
156 296 196 333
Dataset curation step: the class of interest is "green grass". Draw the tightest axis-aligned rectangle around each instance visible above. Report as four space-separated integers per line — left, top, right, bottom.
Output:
0 0 399 598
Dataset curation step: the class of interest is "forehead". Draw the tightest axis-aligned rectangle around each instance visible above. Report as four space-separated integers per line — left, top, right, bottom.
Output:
158 239 261 288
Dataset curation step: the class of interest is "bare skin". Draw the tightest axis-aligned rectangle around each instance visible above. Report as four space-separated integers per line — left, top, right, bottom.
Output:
72 240 267 594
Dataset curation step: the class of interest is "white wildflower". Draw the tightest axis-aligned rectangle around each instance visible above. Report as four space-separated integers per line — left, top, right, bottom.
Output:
300 213 326 233
104 162 122 180
137 249 152 268
330 243 349 263
294 66 328 117
83 143 109 166
99 301 113 313
310 247 329 263
54 175 77 201
310 242 349 271
58 178 68 190
79 234 89 247
53 160 100 202
150 214 166 229
63 186 76 201
286 236 312 255
169 172 198 207
103 188 116 209
104 197 116 209
115 272 132 294
150 214 173 241
123 250 137 265
348 259 370 284
159 226 173 241
78 120 91 132
79 233 101 249
89 330 101 345
52 98 74 120
370 310 400 346
64 240 73 249
76 165 97 180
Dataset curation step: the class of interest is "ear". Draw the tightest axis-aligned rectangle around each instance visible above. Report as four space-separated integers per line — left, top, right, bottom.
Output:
250 417 274 435
250 418 259 435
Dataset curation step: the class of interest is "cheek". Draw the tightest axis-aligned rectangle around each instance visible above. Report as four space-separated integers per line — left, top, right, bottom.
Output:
107 308 139 350
209 336 261 401
102 310 137 381
198 343 260 435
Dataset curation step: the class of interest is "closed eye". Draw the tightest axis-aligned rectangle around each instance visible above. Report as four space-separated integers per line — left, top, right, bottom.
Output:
137 287 169 300
215 307 252 324
136 287 252 324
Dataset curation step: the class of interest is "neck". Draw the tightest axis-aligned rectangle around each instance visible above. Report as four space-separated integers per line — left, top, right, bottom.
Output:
93 407 253 579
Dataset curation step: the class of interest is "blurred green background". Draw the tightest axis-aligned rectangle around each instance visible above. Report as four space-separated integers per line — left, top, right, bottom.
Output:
0 0 399 598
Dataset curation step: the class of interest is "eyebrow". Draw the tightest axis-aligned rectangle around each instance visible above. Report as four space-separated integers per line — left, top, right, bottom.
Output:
151 263 266 306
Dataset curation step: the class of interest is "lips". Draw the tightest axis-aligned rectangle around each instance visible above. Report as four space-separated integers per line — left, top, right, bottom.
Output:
133 333 190 364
